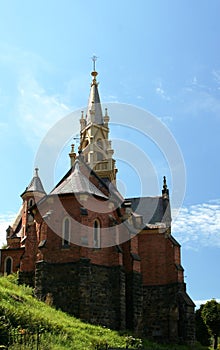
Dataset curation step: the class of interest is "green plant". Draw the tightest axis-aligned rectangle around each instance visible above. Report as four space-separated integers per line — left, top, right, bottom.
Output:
201 299 220 349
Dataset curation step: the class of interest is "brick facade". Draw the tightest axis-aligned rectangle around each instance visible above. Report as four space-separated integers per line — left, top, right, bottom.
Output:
0 67 195 344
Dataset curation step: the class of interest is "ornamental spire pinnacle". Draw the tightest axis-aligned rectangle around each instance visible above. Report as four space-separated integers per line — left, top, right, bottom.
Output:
92 55 98 71
91 55 98 85
162 176 169 198
86 55 103 124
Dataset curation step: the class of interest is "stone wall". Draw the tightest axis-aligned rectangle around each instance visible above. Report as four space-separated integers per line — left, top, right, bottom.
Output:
126 271 143 335
33 260 194 344
18 271 35 287
34 259 126 331
142 282 195 344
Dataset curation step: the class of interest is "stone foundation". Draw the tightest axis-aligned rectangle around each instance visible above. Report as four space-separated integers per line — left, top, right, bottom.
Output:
143 283 195 344
126 271 143 335
29 260 195 344
18 271 35 287
34 259 126 330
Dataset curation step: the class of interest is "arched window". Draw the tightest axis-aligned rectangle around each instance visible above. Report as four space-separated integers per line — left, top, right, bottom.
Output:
93 219 101 248
28 198 34 208
97 139 103 149
96 139 104 161
62 217 70 247
4 257 13 275
97 152 103 161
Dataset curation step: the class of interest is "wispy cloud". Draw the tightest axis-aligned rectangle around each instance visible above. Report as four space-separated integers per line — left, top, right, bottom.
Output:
155 80 171 101
172 200 220 249
158 115 173 124
181 71 220 117
17 73 71 147
212 69 220 87
0 212 17 247
194 299 220 310
0 43 75 148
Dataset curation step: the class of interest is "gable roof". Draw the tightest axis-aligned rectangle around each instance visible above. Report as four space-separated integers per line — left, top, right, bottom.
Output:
50 159 108 199
127 196 171 226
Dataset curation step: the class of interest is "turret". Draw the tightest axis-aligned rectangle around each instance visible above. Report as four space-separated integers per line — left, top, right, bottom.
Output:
20 168 46 238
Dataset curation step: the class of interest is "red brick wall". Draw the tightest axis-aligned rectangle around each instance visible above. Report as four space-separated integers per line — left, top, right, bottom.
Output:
138 229 183 285
0 248 24 274
33 194 124 268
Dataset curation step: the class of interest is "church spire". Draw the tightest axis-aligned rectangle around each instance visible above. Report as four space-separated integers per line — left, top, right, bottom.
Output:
79 59 117 183
86 56 103 125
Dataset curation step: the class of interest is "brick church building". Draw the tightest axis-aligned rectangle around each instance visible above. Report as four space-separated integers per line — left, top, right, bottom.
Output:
0 65 195 344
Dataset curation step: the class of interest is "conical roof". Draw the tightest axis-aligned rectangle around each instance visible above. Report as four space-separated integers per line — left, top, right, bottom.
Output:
86 71 103 125
21 168 46 196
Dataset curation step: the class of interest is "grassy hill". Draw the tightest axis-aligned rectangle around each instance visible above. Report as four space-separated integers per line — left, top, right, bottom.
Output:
0 274 209 350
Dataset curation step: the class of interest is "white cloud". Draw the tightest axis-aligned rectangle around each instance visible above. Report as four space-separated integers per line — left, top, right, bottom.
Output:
181 71 220 117
155 81 171 101
212 69 220 85
0 212 16 247
17 73 71 147
0 43 75 148
172 200 220 249
159 115 173 124
194 299 220 310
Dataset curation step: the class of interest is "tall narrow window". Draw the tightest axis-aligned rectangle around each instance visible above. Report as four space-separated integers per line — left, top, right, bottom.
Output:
5 257 13 275
93 219 101 248
97 139 104 161
62 217 70 247
28 198 34 208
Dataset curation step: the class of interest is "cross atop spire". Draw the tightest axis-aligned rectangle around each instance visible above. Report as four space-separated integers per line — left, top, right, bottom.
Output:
91 55 98 71
91 55 99 85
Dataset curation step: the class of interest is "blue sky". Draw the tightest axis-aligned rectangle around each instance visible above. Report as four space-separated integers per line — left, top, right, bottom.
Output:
0 0 220 307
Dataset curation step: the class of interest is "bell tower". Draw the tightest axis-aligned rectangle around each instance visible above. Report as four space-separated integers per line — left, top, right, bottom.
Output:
78 57 117 183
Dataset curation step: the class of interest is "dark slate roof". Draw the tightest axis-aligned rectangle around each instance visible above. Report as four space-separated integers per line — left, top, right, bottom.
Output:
21 168 45 196
50 160 108 199
86 71 103 125
103 178 124 204
127 196 171 225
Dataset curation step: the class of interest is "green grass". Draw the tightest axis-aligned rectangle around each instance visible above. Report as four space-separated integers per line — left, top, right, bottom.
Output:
0 274 210 350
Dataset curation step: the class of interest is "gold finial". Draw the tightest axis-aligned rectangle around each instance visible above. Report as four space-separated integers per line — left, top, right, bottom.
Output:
91 55 98 83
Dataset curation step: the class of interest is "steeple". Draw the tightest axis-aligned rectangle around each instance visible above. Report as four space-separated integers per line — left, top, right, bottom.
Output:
79 59 117 183
86 56 103 125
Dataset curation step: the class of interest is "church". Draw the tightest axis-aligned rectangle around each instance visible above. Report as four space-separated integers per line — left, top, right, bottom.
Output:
0 64 195 344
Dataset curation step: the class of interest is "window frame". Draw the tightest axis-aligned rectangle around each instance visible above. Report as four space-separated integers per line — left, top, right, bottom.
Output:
93 219 101 248
4 256 13 275
62 217 71 248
